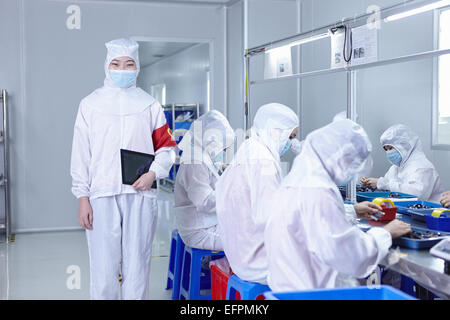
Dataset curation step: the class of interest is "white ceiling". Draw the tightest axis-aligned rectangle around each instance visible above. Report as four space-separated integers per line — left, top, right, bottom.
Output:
138 41 197 68
112 0 296 3
141 0 232 2
75 0 296 7
87 0 237 5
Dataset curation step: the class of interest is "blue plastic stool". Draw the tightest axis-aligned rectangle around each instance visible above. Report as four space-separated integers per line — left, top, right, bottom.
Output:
166 230 178 290
226 274 270 300
172 233 186 300
179 246 225 300
165 230 187 300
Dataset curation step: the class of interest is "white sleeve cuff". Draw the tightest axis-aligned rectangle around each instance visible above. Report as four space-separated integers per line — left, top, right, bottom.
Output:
72 187 90 199
344 204 357 223
377 177 388 190
149 160 169 180
150 148 176 179
367 227 392 262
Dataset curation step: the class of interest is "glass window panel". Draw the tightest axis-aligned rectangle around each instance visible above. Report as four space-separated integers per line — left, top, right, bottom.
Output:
437 8 450 145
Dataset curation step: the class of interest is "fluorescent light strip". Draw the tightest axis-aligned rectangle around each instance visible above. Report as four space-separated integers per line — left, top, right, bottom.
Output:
385 0 450 22
266 32 330 54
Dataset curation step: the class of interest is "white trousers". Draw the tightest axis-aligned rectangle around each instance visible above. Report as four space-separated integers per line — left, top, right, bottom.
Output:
179 225 223 251
86 193 158 300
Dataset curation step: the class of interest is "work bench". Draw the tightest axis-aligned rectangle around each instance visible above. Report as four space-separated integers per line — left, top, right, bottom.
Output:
357 213 450 299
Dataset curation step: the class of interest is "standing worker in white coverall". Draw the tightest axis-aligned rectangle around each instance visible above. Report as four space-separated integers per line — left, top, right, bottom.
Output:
361 124 443 203
264 120 411 292
174 110 235 251
70 38 177 299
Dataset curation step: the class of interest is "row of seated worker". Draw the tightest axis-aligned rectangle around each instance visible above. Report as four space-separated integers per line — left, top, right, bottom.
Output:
174 103 449 292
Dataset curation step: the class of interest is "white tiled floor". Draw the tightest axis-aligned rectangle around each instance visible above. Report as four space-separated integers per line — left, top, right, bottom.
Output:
0 190 177 300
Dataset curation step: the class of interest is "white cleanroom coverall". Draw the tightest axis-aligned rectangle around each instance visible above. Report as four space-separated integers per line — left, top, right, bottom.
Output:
290 138 303 155
264 119 392 292
174 110 236 251
216 103 299 285
87 194 158 299
377 124 442 203
70 38 177 299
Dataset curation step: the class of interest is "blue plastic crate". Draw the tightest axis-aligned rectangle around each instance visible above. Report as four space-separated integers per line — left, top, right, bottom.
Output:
264 286 415 300
339 184 362 198
174 121 193 130
406 208 439 222
340 184 386 200
394 201 443 215
357 192 417 203
425 213 450 232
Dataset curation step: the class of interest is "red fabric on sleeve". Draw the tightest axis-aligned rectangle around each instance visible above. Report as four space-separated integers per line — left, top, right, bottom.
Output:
152 123 177 151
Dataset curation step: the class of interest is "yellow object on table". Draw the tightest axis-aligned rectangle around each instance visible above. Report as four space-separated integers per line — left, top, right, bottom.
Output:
372 198 395 208
431 208 450 218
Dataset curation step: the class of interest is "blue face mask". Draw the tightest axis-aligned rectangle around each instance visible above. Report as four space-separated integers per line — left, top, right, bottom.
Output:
109 70 137 88
213 151 225 164
280 140 292 156
386 149 402 166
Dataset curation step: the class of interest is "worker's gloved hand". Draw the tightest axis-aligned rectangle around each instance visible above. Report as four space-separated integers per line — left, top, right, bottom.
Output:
383 220 412 239
360 177 378 189
353 201 383 219
360 176 368 186
132 170 156 191
79 197 93 230
441 191 450 208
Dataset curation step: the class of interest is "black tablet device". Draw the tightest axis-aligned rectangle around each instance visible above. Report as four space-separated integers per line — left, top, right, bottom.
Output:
120 149 157 189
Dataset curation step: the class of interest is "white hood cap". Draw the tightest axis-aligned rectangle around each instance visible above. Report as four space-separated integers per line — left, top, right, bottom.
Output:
104 38 140 88
380 124 422 167
178 110 235 174
252 103 299 161
284 119 372 188
83 38 155 116
333 110 359 123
